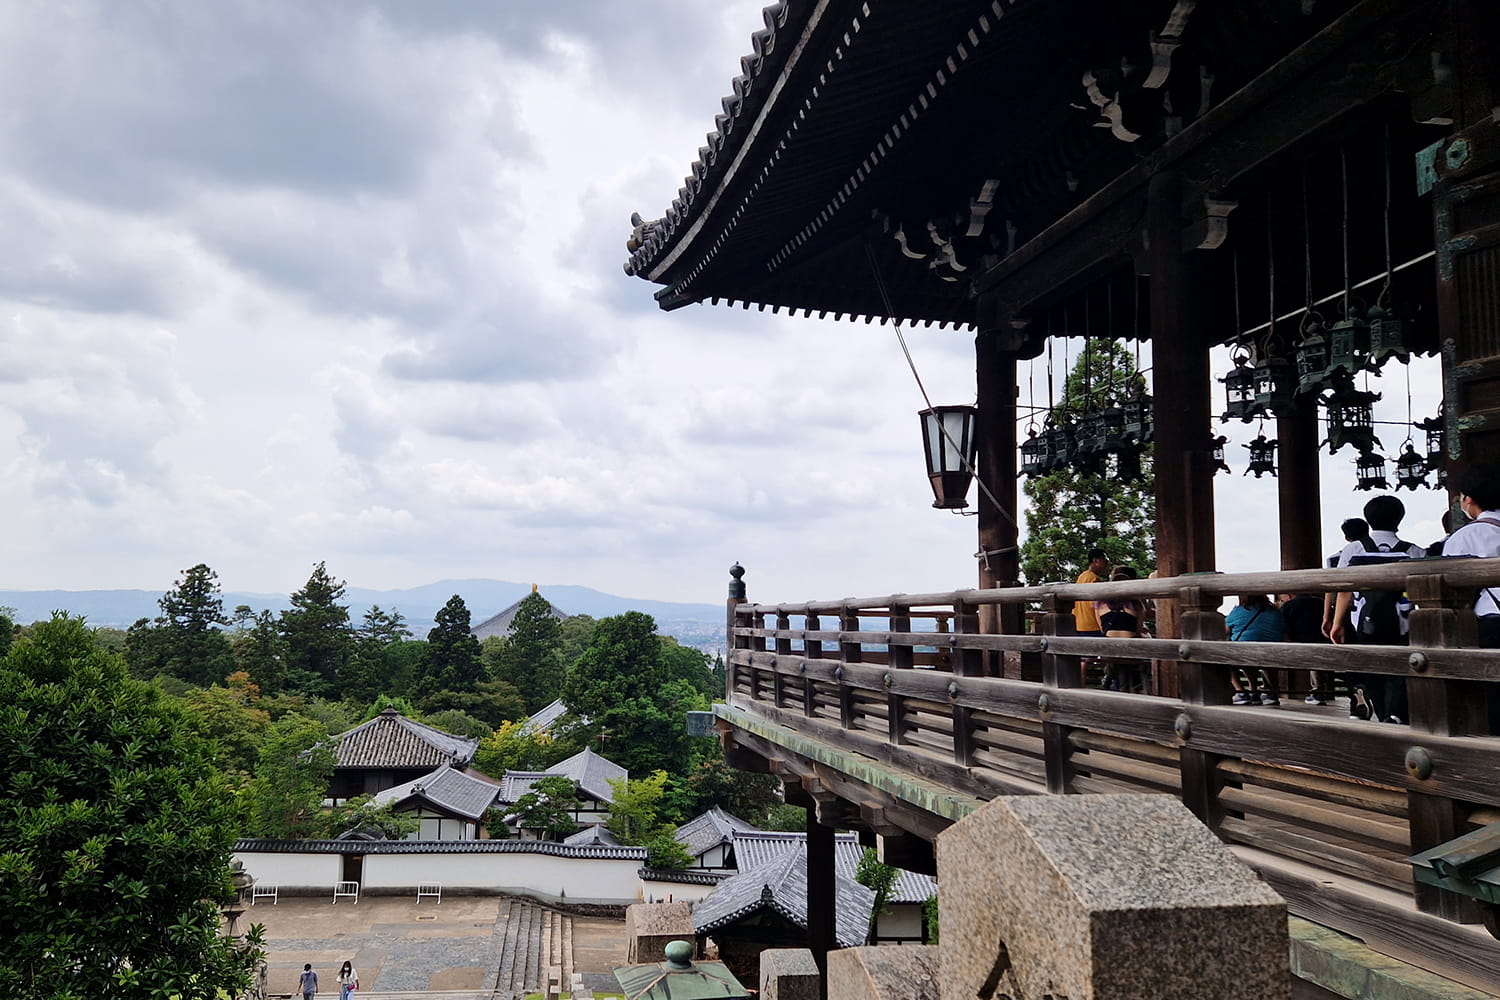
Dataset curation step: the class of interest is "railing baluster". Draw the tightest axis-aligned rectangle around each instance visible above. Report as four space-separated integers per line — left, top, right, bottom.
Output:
953 596 980 766
839 607 859 730
888 601 912 747
804 612 821 720
1040 595 1080 794
1176 585 1230 830
1406 571 1486 921
774 611 792 710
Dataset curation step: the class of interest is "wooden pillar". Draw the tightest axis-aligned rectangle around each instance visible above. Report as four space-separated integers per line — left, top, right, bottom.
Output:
806 808 836 985
726 564 747 706
1040 595 1080 794
1433 0 1500 476
1405 571 1487 921
976 330 1024 675
1144 171 1216 698
1176 586 1231 829
1277 404 1323 570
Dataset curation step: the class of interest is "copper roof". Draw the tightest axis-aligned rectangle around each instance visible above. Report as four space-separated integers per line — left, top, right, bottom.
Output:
331 709 479 770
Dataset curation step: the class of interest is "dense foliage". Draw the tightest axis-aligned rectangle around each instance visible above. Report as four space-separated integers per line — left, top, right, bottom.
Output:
1020 339 1156 584
505 775 581 840
0 615 263 999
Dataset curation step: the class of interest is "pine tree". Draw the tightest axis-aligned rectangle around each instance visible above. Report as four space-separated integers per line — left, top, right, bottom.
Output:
279 562 353 695
424 595 484 693
1020 339 1156 585
145 563 236 686
493 591 566 712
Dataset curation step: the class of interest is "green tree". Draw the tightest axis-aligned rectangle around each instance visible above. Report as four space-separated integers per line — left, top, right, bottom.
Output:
1020 339 1156 584
606 771 673 845
0 606 13 659
239 714 334 838
762 803 807 831
421 708 493 740
421 678 528 729
505 775 579 840
645 833 695 870
343 605 413 703
854 846 899 927
0 614 262 998
491 591 566 712
682 755 783 825
279 562 353 695
180 671 272 780
233 609 287 694
419 595 484 696
558 614 597 667
474 719 570 775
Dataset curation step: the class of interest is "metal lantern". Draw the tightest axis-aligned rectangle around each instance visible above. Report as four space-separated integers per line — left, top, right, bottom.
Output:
1251 355 1297 419
1326 309 1371 378
1243 435 1278 478
1100 405 1128 451
918 404 977 509
1295 316 1330 395
1221 353 1257 422
1419 414 1445 471
1366 302 1410 370
1395 442 1429 491
1355 451 1390 492
1122 389 1154 444
1210 435 1230 475
1320 374 1383 455
1020 427 1047 477
1074 409 1109 458
1040 412 1076 471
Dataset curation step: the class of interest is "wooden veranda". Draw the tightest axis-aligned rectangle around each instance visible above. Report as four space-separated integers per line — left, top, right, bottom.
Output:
720 559 1500 994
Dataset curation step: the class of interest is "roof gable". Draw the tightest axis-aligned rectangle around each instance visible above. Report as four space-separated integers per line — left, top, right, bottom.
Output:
730 830 937 904
331 709 479 770
371 764 501 821
676 806 761 858
692 844 874 948
470 590 568 640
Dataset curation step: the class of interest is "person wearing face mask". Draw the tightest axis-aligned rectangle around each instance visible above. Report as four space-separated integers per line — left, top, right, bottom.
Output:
1442 462 1500 649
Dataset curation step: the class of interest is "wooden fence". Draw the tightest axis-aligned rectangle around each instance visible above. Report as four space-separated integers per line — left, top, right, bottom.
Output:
725 557 1500 990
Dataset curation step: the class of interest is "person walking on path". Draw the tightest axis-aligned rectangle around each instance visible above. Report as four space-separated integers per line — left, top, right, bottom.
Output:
1443 462 1500 648
337 960 359 1000
299 964 318 1000
1227 594 1284 705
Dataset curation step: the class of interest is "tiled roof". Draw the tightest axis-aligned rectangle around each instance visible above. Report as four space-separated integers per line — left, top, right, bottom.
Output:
639 868 728 886
692 844 873 948
233 838 646 860
523 698 569 733
564 824 621 848
470 592 567 641
371 765 500 821
675 807 760 859
331 709 478 769
730 831 937 904
498 747 627 805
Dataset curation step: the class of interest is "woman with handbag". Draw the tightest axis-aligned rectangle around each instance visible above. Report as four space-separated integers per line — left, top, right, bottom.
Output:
336 960 359 1000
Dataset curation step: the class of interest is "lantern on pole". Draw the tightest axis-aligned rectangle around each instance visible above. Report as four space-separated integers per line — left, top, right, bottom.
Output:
1320 376 1383 455
1355 451 1390 492
918 404 977 509
1366 301 1410 370
1419 413 1446 472
1121 386 1154 445
1040 411 1076 472
1251 354 1296 419
1325 307 1371 378
1243 435 1278 478
1020 426 1047 478
1394 442 1429 491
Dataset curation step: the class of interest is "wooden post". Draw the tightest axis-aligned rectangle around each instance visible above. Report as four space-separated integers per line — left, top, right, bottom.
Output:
1176 586 1230 829
726 564 747 706
952 596 981 766
1144 170 1217 699
1405 571 1486 921
976 331 1024 676
1276 405 1323 571
1040 595 1080 794
1433 0 1500 474
888 602 912 746
774 611 791 710
804 612 821 720
806 808 836 987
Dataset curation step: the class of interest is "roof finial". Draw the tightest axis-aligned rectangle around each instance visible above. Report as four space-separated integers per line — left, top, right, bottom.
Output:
532 583 538 593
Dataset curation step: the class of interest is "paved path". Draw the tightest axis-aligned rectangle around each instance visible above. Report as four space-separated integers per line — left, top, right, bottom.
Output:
244 894 627 999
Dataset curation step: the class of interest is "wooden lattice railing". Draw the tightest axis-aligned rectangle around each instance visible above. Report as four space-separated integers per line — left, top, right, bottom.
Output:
725 557 1500 989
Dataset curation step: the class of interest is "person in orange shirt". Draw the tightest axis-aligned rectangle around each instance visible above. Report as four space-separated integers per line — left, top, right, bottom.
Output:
1072 548 1110 636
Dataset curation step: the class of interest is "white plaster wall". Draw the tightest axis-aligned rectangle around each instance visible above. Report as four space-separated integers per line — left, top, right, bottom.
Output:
639 878 718 904
361 853 643 900
236 852 340 888
875 903 926 942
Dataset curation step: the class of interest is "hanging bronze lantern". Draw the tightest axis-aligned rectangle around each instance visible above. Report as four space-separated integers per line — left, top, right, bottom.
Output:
1100 405 1127 452
1366 302 1410 371
1320 374 1383 455
1210 434 1230 475
1220 351 1257 422
1295 315 1330 395
918 405 978 508
1040 412 1075 471
1325 307 1371 378
1122 388 1153 444
1250 354 1296 419
1020 427 1047 478
1074 409 1109 458
1355 451 1390 492
1394 443 1428 491
1243 435 1278 478
1418 413 1445 472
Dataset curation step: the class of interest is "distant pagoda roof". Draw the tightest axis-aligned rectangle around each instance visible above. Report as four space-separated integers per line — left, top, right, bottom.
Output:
471 585 568 640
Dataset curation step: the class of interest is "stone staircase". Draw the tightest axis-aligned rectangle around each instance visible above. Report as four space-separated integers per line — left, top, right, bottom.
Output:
494 896 574 999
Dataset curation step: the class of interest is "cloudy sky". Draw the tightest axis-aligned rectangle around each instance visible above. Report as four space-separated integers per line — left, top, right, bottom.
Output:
0 1 1448 608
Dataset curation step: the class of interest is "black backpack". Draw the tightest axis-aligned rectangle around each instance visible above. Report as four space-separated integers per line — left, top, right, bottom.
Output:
1349 538 1415 644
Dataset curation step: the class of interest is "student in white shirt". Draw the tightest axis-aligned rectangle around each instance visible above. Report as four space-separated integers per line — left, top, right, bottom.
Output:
1443 462 1500 648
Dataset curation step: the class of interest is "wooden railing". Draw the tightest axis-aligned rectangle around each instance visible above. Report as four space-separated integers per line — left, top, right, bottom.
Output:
726 557 1500 990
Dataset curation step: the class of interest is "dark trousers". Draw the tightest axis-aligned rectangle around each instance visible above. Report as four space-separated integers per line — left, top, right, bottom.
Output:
1351 632 1407 722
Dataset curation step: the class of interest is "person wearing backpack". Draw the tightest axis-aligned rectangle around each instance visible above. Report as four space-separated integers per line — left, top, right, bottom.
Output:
1329 495 1424 724
1443 463 1500 648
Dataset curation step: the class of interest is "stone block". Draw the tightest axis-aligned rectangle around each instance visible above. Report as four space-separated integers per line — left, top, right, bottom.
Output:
625 901 695 963
827 945 940 1000
759 947 821 1000
935 794 1288 1000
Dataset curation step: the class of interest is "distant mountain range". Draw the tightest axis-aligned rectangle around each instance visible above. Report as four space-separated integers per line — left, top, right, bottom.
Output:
0 580 728 653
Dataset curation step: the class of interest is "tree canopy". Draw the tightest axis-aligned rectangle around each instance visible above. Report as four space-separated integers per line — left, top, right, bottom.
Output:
490 591 566 712
279 561 353 695
1020 339 1156 584
0 615 263 999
